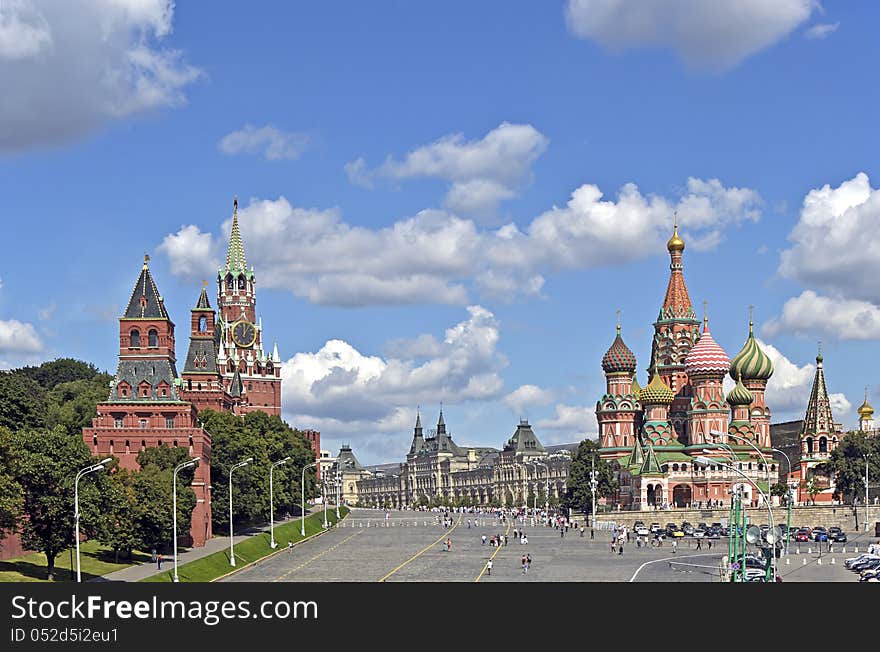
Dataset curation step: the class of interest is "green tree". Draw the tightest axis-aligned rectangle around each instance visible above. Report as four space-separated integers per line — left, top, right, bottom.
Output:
563 440 618 513
201 410 316 532
827 432 880 503
16 358 102 390
0 372 46 432
45 374 113 436
129 462 196 552
770 482 791 505
0 444 22 541
2 426 104 580
93 468 140 562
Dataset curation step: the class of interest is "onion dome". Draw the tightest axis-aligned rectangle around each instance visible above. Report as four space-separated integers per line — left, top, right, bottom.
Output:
726 373 754 407
858 398 874 419
602 324 637 374
640 372 674 405
667 224 685 253
684 318 730 376
729 319 773 381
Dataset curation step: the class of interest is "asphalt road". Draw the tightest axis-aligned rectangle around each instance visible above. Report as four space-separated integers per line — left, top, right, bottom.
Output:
220 509 877 583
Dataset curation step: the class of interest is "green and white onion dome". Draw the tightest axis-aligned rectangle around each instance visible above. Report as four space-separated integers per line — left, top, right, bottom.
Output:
729 321 773 381
726 373 754 406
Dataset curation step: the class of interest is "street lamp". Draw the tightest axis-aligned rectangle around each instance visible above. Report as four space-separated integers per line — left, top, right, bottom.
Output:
335 474 341 519
322 479 329 528
301 461 318 536
772 448 793 555
864 453 873 532
724 432 772 489
73 458 112 583
172 457 200 582
269 456 291 548
694 456 778 582
228 457 253 567
590 456 598 528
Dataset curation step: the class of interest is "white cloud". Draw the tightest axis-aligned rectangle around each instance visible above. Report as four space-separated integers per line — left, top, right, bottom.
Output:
0 319 43 354
804 22 839 39
536 403 598 439
281 305 507 429
157 224 220 283
756 338 850 418
348 122 549 218
218 124 309 161
779 172 880 305
564 0 815 71
503 384 555 414
0 0 200 153
160 176 761 307
764 291 880 340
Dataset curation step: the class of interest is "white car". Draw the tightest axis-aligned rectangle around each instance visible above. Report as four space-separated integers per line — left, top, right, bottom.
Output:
743 568 767 582
693 529 706 538
635 526 649 537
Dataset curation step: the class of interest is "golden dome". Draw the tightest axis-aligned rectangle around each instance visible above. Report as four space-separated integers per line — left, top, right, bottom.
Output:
858 399 874 418
667 225 685 253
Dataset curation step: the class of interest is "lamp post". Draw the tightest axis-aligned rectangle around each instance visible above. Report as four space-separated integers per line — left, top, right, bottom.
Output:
228 457 253 567
709 434 738 563
864 453 872 532
172 457 200 582
335 474 341 519
74 458 112 583
301 461 318 537
269 456 291 549
590 456 598 528
773 448 793 555
695 456 777 582
725 432 772 488
322 479 329 528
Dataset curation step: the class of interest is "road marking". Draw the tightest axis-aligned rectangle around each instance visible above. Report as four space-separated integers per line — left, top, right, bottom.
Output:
629 553 721 582
272 530 364 582
378 515 462 582
474 517 512 582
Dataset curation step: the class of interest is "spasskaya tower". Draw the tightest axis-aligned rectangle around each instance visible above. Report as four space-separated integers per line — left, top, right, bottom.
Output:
216 198 282 416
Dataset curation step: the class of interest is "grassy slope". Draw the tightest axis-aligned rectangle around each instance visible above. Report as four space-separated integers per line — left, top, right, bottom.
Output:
0 540 150 583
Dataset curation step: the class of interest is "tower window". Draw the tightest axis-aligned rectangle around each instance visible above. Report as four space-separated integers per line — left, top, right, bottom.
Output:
129 329 140 348
148 329 158 348
114 417 123 428
166 417 174 429
139 419 147 428
238 275 247 289
199 316 207 332
226 274 234 290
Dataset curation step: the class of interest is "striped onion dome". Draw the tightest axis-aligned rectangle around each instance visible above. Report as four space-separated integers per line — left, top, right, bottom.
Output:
726 373 754 406
684 319 730 376
729 320 773 381
601 325 637 374
639 372 675 405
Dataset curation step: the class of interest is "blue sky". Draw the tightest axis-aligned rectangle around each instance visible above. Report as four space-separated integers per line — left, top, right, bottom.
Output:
1 1 879 463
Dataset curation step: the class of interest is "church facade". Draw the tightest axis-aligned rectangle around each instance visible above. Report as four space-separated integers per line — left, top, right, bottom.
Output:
597 219 779 510
83 199 287 546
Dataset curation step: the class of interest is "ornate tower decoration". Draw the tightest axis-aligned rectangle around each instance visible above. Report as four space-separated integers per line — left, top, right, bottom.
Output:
597 311 640 456
858 388 874 433
726 372 755 441
799 343 838 460
179 282 230 413
650 213 701 443
639 369 676 446
216 197 282 416
84 256 213 546
728 306 774 448
684 306 731 447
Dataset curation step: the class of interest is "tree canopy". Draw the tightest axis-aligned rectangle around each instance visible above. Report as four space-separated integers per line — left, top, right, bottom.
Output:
563 439 618 514
828 431 880 503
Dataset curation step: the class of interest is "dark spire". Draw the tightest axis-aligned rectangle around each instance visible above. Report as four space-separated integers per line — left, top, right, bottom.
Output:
414 407 423 435
123 255 170 319
195 281 211 309
229 368 244 398
437 405 446 434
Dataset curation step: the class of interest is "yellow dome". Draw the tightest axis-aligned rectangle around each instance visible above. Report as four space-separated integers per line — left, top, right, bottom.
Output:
667 226 685 253
858 399 874 418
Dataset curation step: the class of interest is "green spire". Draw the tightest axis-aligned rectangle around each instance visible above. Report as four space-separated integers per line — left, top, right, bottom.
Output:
640 440 662 475
226 197 247 273
629 436 645 468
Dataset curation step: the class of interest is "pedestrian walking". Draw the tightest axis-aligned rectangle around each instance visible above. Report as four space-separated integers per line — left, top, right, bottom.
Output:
696 537 702 550
157 553 163 570
526 554 531 573
521 555 527 574
482 534 487 545
590 527 594 540
707 539 712 549
487 559 493 576
672 539 678 554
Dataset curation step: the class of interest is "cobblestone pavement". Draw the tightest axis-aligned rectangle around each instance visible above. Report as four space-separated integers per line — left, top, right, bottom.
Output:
220 509 879 582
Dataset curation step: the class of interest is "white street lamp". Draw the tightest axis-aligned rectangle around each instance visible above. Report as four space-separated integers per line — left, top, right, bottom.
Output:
694 456 778 582
172 457 200 582
228 457 253 567
335 475 341 519
74 458 111 583
269 456 291 548
723 432 773 489
772 447 793 554
322 479 329 528
864 453 872 532
301 461 318 537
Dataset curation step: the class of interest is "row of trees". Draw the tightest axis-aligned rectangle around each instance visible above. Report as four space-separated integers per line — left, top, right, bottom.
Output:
0 359 319 580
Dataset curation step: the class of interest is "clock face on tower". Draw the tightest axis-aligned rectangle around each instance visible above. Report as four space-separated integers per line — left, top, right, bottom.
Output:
232 319 257 348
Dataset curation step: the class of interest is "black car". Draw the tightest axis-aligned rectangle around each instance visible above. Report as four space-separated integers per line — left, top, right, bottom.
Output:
832 531 847 543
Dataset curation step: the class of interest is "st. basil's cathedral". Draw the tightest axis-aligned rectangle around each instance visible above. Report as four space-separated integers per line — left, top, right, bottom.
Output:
596 218 781 509
82 199 302 546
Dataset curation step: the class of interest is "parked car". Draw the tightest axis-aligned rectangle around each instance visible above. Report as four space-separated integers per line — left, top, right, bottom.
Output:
845 554 879 569
681 522 694 536
814 530 829 542
706 529 721 539
693 528 706 538
832 531 847 543
649 522 662 533
849 557 880 572
794 529 811 542
665 523 679 536
635 526 650 537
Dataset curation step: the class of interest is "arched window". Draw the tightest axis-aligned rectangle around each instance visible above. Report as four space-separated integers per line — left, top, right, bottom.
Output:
141 440 146 450
819 437 828 453
681 464 687 472
226 274 234 290
806 437 814 454
266 362 274 374
187 380 192 391
254 362 262 375
199 316 207 333
672 464 679 472
238 275 247 290
197 383 202 391
758 463 764 471
748 462 752 470
125 440 130 453
109 440 114 452
130 329 140 348
239 361 246 373
148 329 158 347
227 360 235 373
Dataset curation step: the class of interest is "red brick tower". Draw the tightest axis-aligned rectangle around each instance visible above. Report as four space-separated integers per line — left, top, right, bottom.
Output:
684 314 731 446
216 198 282 416
178 284 232 413
649 213 701 444
597 316 640 457
84 256 212 546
